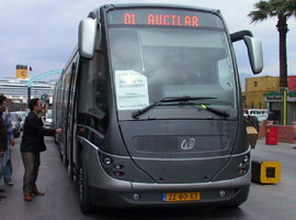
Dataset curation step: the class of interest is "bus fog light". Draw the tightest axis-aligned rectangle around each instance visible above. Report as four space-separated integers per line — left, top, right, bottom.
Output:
133 193 140 201
219 190 226 197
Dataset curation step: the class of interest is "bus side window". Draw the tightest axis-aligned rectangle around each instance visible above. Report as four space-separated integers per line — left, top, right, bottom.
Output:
93 53 107 119
95 53 107 119
78 53 106 118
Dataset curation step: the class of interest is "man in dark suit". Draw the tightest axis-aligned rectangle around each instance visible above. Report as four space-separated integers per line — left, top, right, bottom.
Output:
21 98 62 201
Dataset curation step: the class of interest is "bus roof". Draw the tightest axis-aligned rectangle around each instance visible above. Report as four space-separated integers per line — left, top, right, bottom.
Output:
89 2 221 19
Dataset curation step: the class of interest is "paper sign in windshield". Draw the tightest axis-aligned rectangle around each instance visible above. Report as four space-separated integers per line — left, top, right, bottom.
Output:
115 70 149 110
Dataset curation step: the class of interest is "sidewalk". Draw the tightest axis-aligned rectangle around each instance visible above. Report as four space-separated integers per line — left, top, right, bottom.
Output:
0 137 82 219
252 137 296 168
254 137 296 150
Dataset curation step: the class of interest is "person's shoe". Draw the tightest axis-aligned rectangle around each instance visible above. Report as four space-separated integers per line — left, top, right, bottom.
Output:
0 195 6 199
24 195 33 201
4 181 14 186
32 190 45 196
0 189 5 192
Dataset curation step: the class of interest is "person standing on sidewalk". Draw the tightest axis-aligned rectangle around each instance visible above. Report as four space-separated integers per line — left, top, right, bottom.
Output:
2 104 16 186
0 95 9 201
21 98 62 201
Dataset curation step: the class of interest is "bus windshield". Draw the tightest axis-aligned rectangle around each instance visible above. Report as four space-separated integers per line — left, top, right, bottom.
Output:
107 8 237 117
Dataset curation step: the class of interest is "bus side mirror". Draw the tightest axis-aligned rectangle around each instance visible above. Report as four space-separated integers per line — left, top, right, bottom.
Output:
78 18 99 59
231 30 263 75
243 36 263 74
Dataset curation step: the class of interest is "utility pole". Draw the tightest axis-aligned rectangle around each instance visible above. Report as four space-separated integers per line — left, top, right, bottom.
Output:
27 86 31 105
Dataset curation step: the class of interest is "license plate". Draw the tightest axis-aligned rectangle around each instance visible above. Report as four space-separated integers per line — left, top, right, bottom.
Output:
163 192 200 202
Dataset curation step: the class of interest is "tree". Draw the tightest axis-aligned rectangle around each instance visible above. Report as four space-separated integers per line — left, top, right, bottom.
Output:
248 0 296 88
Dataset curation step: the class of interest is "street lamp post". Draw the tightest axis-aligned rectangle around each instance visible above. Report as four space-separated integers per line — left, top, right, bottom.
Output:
27 86 31 106
283 88 287 126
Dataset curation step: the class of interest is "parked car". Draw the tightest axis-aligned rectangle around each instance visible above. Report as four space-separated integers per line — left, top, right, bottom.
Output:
9 112 21 138
44 111 53 129
13 111 28 131
243 109 268 122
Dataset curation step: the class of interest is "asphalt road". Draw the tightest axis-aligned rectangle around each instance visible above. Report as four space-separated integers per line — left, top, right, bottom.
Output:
0 137 296 220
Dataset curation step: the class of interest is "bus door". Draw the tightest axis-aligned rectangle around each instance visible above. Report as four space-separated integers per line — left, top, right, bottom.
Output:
65 60 78 177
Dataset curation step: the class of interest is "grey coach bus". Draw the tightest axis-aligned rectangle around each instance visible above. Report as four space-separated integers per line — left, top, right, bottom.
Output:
53 2 263 213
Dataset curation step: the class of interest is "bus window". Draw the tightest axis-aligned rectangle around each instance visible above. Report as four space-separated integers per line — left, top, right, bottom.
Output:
78 52 108 120
109 27 236 116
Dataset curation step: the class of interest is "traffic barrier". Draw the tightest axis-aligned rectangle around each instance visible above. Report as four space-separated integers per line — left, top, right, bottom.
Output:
277 125 296 144
266 126 278 145
259 121 296 144
251 157 281 184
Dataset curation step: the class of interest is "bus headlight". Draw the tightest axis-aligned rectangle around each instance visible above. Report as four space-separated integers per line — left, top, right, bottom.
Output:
103 157 112 165
102 157 125 177
237 154 250 175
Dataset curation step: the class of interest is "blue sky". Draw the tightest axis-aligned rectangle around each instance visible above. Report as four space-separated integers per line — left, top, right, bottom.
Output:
0 0 295 80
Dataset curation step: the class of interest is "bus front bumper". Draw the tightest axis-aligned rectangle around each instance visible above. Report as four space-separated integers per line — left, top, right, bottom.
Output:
89 171 251 208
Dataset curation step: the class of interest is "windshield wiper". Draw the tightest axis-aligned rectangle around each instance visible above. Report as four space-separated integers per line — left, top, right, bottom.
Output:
131 96 217 119
198 104 230 117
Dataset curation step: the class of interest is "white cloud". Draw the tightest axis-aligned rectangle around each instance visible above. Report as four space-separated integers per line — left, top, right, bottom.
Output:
0 0 295 79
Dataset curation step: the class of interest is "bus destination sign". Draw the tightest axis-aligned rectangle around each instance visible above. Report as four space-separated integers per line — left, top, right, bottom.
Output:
107 8 224 28
123 13 199 27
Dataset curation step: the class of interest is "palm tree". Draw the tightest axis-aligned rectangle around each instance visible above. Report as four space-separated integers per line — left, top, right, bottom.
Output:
248 0 296 88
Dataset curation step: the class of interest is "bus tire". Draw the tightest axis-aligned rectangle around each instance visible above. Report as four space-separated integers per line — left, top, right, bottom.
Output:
79 154 92 214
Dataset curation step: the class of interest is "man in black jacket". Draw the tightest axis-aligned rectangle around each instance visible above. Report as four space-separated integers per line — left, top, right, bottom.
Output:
21 98 62 201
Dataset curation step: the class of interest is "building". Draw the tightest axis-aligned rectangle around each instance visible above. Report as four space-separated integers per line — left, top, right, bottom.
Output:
0 78 55 105
242 75 296 125
242 76 279 109
264 75 296 124
288 75 296 91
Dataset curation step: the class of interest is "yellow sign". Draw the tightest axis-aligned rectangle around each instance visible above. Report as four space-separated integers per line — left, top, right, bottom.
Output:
163 192 201 202
16 65 28 79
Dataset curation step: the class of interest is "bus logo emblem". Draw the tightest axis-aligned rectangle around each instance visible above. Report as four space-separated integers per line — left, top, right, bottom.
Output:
180 138 196 151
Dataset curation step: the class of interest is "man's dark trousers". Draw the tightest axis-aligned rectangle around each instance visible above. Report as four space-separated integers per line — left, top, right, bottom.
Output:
21 152 40 195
